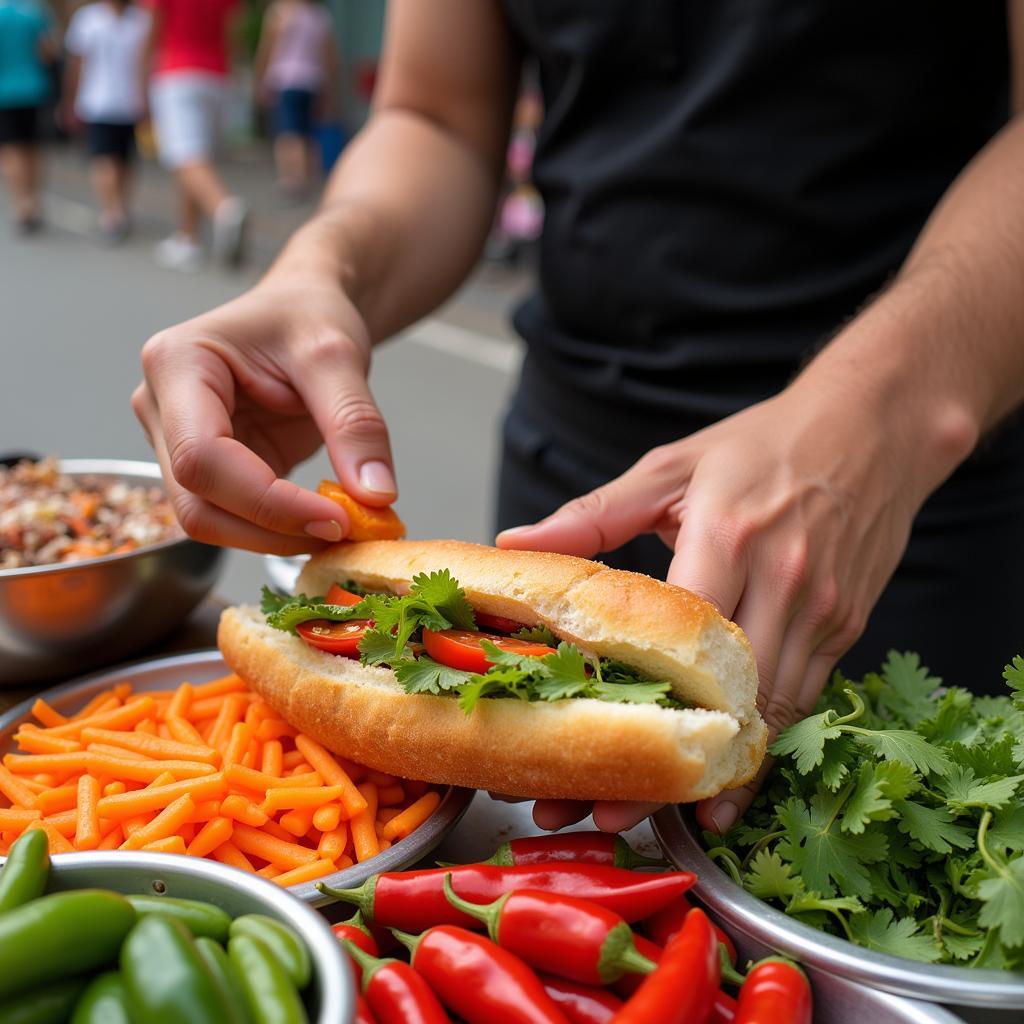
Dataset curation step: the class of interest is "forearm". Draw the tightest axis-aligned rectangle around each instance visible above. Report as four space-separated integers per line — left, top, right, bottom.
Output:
267 109 502 342
792 114 1024 502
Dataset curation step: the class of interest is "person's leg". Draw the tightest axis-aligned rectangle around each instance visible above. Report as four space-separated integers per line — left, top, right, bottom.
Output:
90 155 123 223
274 134 308 191
174 159 229 220
0 144 35 220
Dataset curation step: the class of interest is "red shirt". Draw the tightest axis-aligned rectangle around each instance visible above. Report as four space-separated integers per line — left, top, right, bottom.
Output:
145 0 237 77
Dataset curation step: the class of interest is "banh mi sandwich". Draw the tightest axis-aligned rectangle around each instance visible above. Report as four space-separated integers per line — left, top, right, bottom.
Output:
219 538 768 803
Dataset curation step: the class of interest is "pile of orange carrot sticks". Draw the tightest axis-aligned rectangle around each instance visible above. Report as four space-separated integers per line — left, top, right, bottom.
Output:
0 674 441 886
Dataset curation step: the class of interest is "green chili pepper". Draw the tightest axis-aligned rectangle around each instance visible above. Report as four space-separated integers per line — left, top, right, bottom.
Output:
0 977 88 1024
121 914 241 1024
126 894 232 942
229 933 310 1024
0 828 49 914
0 890 135 1001
230 914 312 989
70 972 132 1024
195 936 255 1024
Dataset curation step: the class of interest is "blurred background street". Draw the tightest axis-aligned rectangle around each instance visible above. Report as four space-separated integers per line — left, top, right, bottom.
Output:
0 140 531 602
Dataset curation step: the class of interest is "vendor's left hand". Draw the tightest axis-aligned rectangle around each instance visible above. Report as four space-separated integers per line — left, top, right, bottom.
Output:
489 793 662 833
496 379 933 835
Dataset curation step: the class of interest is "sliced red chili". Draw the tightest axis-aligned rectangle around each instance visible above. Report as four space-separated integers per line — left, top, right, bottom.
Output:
474 611 527 633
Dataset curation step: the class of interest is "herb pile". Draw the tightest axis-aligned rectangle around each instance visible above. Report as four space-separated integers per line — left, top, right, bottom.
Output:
262 571 681 713
708 652 1024 969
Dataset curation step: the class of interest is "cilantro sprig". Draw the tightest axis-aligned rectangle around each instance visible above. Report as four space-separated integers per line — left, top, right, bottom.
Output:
711 651 1024 970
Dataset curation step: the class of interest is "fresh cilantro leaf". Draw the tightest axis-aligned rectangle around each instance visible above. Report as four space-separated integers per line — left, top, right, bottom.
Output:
260 586 291 615
852 729 952 778
532 643 591 701
409 569 475 630
941 767 1024 811
787 891 864 916
592 681 673 704
777 792 886 899
358 628 409 667
989 807 1024 853
819 736 855 790
849 909 942 962
940 930 986 961
479 640 536 672
878 650 941 723
950 737 1020 780
771 710 843 775
457 676 509 714
513 625 558 645
1004 656 1024 707
918 689 979 746
394 657 473 695
744 848 805 901
841 762 896 834
265 595 372 633
977 858 1024 948
894 799 973 854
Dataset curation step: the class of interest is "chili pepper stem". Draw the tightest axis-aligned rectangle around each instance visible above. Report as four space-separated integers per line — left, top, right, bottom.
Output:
719 944 747 988
341 938 393 993
340 909 373 936
441 871 509 940
389 928 421 955
317 876 377 921
614 837 668 870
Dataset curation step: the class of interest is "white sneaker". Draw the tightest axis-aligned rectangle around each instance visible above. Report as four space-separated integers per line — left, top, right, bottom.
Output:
212 197 250 268
153 233 204 273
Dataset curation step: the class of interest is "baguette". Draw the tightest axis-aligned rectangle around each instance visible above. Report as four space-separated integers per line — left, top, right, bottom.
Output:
218 540 768 802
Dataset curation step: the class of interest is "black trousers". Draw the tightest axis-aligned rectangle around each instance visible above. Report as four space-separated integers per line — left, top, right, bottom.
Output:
496 397 1024 697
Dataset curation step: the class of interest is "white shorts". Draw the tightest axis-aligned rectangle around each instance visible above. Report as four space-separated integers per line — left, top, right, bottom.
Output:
150 72 229 168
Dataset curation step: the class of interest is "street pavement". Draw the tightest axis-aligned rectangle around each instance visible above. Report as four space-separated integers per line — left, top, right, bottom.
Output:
0 142 530 603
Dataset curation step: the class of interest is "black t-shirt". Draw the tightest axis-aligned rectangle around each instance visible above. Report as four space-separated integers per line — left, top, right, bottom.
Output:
501 1 1011 458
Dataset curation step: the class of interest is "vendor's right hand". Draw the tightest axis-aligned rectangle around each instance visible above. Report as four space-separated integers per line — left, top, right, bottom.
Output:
132 273 397 554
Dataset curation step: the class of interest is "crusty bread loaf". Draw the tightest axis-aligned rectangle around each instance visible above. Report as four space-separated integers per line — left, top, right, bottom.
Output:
217 540 767 802
295 540 759 721
218 606 767 802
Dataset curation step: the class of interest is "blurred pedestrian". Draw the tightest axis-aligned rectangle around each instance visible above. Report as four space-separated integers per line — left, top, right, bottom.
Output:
143 0 248 271
64 0 152 243
255 0 338 200
0 0 57 234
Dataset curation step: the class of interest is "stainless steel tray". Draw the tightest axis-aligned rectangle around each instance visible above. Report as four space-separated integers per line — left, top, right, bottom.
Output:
653 806 1024 1023
0 650 474 905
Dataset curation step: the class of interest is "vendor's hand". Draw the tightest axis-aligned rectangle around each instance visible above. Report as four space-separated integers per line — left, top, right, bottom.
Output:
489 793 662 834
497 383 925 834
132 272 397 554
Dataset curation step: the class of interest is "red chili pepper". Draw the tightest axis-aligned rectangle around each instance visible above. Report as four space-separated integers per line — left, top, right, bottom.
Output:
610 908 719 1024
643 895 737 963
441 873 655 985
539 975 622 1024
355 995 380 1024
393 924 571 1024
733 958 812 1024
713 991 738 1024
319 863 695 933
341 940 450 1024
478 832 666 870
333 911 379 986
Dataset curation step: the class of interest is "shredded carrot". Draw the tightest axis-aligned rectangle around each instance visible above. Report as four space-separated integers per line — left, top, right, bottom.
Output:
260 817 295 843
272 858 338 888
33 697 157 740
350 783 380 863
377 784 405 806
210 841 255 872
142 835 188 855
0 765 39 808
75 775 101 850
97 774 226 821
71 690 120 721
294 735 367 818
256 719 297 742
32 784 79 816
242 740 260 770
25 819 74 854
257 864 282 879
15 730 80 755
122 813 153 837
147 770 177 789
187 816 234 858
260 740 283 777
231 822 318 870
280 749 307 770
121 795 196 851
86 743 151 761
135 719 158 736
81 727 218 765
166 715 206 747
97 825 123 850
178 822 196 845
317 823 348 861
103 780 127 797
222 722 253 768
166 682 193 720
193 674 247 700
365 770 397 787
0 808 41 831
190 800 223 823
263 785 345 814
220 794 268 827
31 698 68 728
279 806 316 838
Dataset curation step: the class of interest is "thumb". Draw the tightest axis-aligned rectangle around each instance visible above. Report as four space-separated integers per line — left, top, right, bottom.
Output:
294 337 397 508
496 449 687 557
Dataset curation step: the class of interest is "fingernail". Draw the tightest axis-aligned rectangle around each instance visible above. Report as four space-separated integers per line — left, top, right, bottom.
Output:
710 800 739 834
359 460 397 496
497 525 532 539
304 520 342 542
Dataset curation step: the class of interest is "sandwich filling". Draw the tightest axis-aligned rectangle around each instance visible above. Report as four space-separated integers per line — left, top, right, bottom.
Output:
262 569 687 714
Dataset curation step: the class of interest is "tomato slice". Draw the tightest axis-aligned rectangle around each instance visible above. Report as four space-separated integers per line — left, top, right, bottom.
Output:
474 612 527 634
422 628 556 673
325 584 364 607
297 619 371 658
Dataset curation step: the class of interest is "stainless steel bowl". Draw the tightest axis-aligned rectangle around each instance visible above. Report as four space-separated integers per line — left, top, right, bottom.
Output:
653 806 1024 1023
42 851 355 1024
0 459 224 686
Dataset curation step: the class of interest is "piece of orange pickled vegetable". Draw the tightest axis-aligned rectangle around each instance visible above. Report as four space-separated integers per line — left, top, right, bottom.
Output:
317 480 406 541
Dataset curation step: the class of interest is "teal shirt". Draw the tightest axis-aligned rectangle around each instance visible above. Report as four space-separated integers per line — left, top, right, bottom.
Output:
0 1 52 108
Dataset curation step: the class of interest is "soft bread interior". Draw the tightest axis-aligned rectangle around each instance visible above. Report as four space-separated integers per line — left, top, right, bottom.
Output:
296 540 760 722
219 607 767 802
